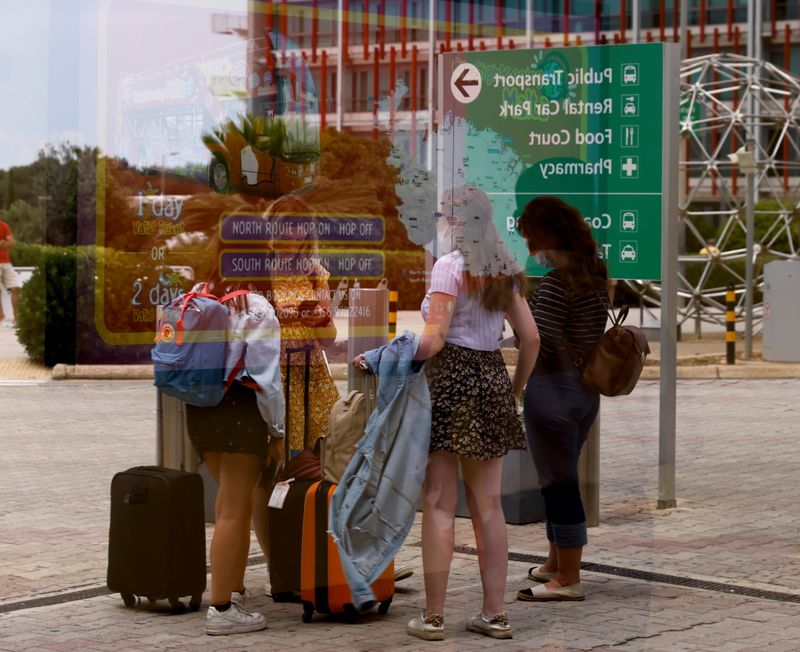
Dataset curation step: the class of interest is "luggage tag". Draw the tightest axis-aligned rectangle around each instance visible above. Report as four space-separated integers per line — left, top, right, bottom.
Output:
268 479 294 509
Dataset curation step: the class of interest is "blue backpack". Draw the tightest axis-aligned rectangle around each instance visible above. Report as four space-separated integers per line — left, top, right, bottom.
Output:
151 286 247 407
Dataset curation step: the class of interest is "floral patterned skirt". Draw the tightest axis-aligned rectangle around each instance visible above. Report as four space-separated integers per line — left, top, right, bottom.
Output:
426 343 526 461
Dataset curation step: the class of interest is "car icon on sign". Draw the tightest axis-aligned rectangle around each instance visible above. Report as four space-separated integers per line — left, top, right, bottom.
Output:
620 244 637 261
624 101 636 115
623 65 637 84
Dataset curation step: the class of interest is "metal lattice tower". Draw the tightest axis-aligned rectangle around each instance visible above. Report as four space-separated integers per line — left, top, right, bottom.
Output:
626 53 800 334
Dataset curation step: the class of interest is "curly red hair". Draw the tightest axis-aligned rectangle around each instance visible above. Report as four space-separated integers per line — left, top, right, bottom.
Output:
517 196 608 295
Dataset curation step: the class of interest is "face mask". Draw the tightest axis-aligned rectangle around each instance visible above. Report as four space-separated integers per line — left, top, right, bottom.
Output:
436 224 453 254
533 251 551 267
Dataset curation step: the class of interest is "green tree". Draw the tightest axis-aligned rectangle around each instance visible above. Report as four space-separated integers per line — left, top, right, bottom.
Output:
4 169 16 209
0 159 46 208
3 200 45 243
37 143 100 246
41 143 79 245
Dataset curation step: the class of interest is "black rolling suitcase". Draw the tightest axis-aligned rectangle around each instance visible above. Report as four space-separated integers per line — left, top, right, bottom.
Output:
267 344 320 602
267 478 316 600
107 465 206 611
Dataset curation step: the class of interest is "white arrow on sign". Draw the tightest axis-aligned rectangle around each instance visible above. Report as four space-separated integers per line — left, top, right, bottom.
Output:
450 63 482 104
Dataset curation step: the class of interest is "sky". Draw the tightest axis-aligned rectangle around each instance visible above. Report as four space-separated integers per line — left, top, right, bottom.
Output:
0 0 247 171
0 0 59 169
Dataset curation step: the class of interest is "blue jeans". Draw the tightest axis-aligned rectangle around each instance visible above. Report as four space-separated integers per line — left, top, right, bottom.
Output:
524 372 599 548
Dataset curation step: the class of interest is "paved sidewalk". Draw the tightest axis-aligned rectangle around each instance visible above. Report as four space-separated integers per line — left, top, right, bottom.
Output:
1 378 799 650
1 315 799 650
0 328 49 381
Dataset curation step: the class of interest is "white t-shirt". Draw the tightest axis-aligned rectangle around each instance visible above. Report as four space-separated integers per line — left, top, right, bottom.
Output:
420 252 506 352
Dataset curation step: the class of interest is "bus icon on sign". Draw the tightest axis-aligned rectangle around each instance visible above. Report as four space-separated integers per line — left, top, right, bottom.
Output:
620 210 638 231
622 64 639 85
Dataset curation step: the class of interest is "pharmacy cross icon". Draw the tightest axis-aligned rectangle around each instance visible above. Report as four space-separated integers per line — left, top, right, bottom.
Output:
621 157 639 178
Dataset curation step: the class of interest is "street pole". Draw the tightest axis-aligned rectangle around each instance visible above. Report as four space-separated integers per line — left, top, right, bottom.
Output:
658 44 680 510
752 0 763 61
631 0 641 44
427 0 435 171
525 0 533 49
680 0 688 59
744 140 755 359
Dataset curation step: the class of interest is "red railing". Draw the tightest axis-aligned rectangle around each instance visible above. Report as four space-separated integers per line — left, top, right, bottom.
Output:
320 50 327 131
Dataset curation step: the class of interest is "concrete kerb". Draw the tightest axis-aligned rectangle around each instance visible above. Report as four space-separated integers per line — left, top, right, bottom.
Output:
50 363 153 380
46 359 800 381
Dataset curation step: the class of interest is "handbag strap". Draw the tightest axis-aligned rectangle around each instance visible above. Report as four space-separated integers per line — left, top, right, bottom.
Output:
561 332 584 369
561 287 621 369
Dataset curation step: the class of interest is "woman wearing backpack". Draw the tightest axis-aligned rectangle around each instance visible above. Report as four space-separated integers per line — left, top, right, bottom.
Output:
183 276 286 635
514 196 610 602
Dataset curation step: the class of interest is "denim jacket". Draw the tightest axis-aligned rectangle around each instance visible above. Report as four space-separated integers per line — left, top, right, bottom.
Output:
226 292 285 438
329 332 431 611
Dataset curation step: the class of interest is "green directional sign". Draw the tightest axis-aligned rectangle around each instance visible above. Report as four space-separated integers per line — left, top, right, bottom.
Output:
439 43 677 280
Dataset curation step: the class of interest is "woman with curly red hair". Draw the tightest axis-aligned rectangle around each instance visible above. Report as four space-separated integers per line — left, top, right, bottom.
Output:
515 196 610 602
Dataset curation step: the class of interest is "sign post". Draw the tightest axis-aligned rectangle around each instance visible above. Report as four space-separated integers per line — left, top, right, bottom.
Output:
438 42 680 517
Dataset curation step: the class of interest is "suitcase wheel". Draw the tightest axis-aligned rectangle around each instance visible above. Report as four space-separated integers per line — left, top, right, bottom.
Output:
121 593 136 608
273 590 301 603
190 595 202 611
378 598 391 616
169 597 186 614
301 602 314 623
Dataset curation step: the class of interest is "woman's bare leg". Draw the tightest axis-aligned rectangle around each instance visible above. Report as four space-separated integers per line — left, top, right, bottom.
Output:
461 456 507 616
421 451 459 616
207 453 262 604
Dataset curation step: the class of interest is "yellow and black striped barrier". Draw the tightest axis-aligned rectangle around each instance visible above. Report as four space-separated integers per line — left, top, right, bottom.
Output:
388 289 398 341
726 283 736 365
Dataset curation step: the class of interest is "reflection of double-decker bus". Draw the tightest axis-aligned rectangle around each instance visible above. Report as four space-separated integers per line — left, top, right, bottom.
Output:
114 30 318 178
115 53 246 170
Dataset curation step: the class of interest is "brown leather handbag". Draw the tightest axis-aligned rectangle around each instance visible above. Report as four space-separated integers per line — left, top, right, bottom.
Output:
563 299 651 397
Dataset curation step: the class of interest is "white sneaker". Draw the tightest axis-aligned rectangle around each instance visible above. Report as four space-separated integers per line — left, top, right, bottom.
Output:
407 612 445 641
231 588 252 609
466 612 513 639
205 603 267 636
394 565 414 582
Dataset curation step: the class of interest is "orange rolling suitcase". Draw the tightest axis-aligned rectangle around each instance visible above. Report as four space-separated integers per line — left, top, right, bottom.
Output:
299 480 394 623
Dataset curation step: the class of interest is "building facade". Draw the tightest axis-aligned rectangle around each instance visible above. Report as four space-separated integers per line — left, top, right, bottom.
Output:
219 2 800 152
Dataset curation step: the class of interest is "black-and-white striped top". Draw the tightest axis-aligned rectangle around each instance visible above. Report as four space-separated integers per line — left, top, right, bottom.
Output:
528 272 610 374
